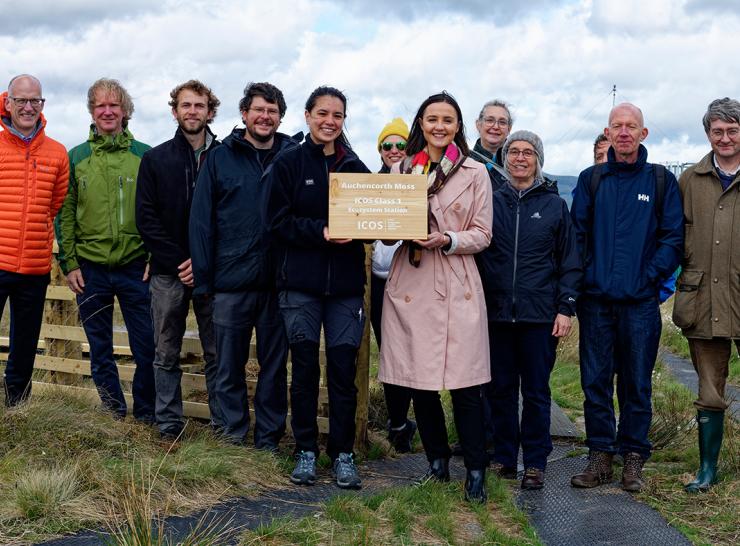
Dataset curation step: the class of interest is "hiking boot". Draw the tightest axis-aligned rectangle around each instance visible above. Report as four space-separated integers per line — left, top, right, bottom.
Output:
464 469 487 503
416 457 450 484
387 419 417 453
491 462 517 480
571 451 613 488
521 468 545 490
333 452 362 489
290 451 317 486
621 452 645 492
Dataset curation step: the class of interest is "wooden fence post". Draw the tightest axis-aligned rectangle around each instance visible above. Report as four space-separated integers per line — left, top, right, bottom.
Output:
44 256 81 384
353 244 372 453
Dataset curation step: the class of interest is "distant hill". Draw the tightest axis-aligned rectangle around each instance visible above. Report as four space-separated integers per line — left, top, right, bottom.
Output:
544 173 578 208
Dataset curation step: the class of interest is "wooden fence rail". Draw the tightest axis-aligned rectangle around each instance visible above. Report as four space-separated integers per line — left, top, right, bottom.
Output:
1 252 372 451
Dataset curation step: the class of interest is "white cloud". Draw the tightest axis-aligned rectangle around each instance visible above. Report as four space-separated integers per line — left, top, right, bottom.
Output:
0 0 736 175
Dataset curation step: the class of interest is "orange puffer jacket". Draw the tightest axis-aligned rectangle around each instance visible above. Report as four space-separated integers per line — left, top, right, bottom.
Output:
0 91 69 274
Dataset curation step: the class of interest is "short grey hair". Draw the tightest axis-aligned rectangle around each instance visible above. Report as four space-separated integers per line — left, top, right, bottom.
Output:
7 74 42 95
702 97 740 133
477 99 513 126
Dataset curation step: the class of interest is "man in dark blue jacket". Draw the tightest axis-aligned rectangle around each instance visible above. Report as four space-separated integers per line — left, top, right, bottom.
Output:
189 82 297 450
570 103 683 492
136 80 221 439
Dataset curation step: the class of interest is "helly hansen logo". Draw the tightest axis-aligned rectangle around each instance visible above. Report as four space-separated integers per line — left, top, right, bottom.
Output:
305 179 315 186
637 193 650 202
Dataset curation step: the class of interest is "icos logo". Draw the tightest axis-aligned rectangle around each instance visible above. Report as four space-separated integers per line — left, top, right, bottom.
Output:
356 220 384 231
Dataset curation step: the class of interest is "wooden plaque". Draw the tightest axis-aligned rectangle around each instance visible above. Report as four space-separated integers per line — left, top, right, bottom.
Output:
328 173 428 240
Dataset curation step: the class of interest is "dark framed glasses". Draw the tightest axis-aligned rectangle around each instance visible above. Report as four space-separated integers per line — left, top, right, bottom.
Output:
8 97 45 109
381 141 407 152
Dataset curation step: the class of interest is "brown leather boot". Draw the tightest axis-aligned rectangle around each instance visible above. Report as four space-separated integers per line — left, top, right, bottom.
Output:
621 452 645 492
521 468 545 490
571 451 613 488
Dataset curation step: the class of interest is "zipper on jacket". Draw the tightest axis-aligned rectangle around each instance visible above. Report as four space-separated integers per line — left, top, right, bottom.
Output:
118 175 124 227
185 167 191 203
17 148 31 271
324 160 332 295
511 200 521 322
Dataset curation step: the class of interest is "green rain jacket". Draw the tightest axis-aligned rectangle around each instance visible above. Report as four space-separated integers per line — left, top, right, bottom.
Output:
55 126 150 274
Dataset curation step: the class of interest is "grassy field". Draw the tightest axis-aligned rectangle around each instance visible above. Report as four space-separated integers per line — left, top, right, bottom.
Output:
0 387 283 545
1 298 738 544
240 478 540 545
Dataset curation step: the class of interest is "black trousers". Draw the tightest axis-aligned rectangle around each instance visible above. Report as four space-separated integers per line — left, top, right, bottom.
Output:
1 271 49 406
373 274 413 429
279 291 364 461
412 385 488 471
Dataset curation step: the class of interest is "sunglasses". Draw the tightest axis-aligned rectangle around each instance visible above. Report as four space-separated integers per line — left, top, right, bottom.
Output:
381 141 407 152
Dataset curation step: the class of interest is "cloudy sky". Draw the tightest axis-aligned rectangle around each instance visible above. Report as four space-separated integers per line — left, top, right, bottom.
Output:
1 0 736 175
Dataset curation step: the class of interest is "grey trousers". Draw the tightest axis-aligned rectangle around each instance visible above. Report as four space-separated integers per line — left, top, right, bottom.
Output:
149 274 220 434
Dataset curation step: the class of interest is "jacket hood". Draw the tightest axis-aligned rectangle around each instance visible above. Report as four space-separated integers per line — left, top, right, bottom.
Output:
223 128 298 152
0 90 47 138
606 143 648 172
88 124 134 152
503 176 558 199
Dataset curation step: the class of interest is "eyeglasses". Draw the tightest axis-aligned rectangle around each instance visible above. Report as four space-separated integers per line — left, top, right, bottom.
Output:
8 97 45 109
507 148 535 158
480 117 509 128
381 141 407 152
249 106 281 117
710 128 740 140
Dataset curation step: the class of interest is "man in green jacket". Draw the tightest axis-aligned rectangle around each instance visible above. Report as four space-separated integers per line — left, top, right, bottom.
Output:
673 97 740 493
56 78 155 422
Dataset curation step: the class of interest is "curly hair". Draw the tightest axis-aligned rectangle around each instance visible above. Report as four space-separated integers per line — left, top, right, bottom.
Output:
168 79 220 121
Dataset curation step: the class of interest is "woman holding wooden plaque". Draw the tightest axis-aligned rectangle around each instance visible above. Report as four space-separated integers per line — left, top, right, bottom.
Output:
264 86 370 491
378 91 493 503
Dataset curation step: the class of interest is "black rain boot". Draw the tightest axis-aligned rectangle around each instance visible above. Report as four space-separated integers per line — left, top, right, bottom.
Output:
417 457 450 483
464 468 487 503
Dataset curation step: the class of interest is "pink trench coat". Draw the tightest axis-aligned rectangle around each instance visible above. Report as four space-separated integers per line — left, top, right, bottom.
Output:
378 157 493 391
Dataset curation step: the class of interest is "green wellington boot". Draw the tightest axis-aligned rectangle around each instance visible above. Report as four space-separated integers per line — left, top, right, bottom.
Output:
685 409 724 493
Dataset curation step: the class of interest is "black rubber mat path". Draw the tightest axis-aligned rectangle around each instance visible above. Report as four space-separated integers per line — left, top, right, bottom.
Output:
38 407 691 546
659 348 739 420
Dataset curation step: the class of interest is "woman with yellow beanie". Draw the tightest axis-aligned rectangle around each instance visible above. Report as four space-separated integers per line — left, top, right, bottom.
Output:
372 117 416 452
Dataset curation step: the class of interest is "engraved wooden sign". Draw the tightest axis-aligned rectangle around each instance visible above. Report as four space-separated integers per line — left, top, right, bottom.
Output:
328 173 428 240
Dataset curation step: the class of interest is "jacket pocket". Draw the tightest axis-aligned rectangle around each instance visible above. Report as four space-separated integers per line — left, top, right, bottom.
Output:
672 269 704 329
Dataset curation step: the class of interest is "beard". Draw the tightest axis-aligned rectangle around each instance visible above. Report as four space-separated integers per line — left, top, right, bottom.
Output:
178 118 208 135
247 124 276 143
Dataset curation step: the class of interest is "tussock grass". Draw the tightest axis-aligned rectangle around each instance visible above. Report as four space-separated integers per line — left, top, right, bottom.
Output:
240 477 541 545
0 385 282 544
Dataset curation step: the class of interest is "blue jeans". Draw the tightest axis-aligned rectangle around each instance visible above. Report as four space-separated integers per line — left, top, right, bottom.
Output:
213 290 288 447
489 322 557 470
0 271 49 406
76 259 155 420
577 296 661 459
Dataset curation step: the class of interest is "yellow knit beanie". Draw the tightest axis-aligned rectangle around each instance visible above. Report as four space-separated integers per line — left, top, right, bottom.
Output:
377 117 409 150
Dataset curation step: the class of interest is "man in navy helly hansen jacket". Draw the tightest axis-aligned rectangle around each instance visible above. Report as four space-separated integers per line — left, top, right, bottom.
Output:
569 103 683 492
